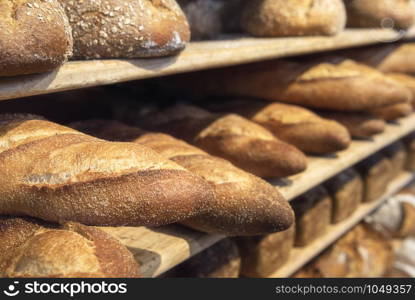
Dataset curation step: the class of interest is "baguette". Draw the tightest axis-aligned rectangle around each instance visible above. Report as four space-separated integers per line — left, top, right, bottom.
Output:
325 168 363 223
0 114 213 227
344 0 415 29
318 111 386 139
0 217 139 278
241 0 346 37
0 0 73 77
181 58 412 111
138 105 307 178
59 0 190 59
387 73 415 108
71 120 295 236
370 103 413 121
206 99 351 155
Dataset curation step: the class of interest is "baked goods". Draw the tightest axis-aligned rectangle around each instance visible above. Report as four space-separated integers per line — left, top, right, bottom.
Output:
382 142 407 179
291 186 332 247
59 0 190 59
344 0 415 29
241 0 346 37
0 0 73 77
370 103 413 121
0 114 213 226
138 105 307 178
345 44 415 74
165 239 241 278
236 225 295 277
71 120 295 236
387 73 415 108
178 0 224 40
0 217 139 278
357 153 393 202
182 58 412 111
325 168 363 223
318 111 386 139
403 132 415 171
206 100 351 155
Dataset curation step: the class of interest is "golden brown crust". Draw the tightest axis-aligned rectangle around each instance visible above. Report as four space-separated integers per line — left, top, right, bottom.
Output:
370 103 413 121
0 0 73 77
387 73 415 108
60 0 190 59
344 0 415 29
382 141 407 179
0 217 139 278
71 120 295 236
241 0 346 37
318 111 386 139
0 115 211 226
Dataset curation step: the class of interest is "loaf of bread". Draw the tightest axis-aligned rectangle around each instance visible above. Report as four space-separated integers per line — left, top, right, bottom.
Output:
0 114 213 226
345 44 415 75
71 120 295 236
138 105 307 178
177 0 224 40
59 0 190 59
205 99 351 155
370 103 413 121
182 58 412 111
241 0 346 37
403 132 415 171
0 0 73 77
383 142 407 179
236 225 295 277
357 153 393 202
0 217 139 278
291 186 332 247
325 168 363 223
318 111 386 139
344 0 415 29
387 73 415 108
165 239 241 278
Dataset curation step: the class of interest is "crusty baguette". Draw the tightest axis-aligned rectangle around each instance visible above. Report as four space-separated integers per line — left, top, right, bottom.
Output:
138 105 307 178
344 0 415 29
344 44 415 74
0 114 213 227
59 0 190 59
370 103 413 121
0 217 139 278
318 111 386 139
241 0 346 37
71 120 295 236
205 100 351 155
0 0 73 77
388 73 415 108
178 58 412 111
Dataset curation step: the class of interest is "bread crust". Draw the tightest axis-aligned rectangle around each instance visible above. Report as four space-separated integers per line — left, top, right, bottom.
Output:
370 103 413 121
241 0 346 37
0 217 139 278
0 0 73 77
0 115 212 226
60 0 190 59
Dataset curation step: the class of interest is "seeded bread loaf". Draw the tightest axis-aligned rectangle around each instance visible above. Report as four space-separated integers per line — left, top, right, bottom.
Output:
59 0 190 59
0 0 73 77
241 0 346 37
0 217 139 278
0 114 213 226
71 120 295 236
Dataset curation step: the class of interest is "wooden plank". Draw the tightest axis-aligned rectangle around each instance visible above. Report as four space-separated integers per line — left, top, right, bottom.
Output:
273 114 415 200
100 114 415 278
268 172 415 278
1 28 414 102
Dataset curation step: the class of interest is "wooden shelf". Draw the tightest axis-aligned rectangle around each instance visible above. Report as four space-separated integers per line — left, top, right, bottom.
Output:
268 171 415 278
1 28 415 102
100 114 415 278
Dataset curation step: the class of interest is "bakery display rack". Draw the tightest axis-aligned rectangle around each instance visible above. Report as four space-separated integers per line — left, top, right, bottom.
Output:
100 114 415 277
1 28 415 102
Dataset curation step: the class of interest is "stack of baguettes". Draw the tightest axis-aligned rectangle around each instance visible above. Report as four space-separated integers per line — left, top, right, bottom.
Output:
0 114 299 278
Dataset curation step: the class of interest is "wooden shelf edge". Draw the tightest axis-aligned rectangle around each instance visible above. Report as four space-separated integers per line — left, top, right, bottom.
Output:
268 172 415 278
1 28 415 102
